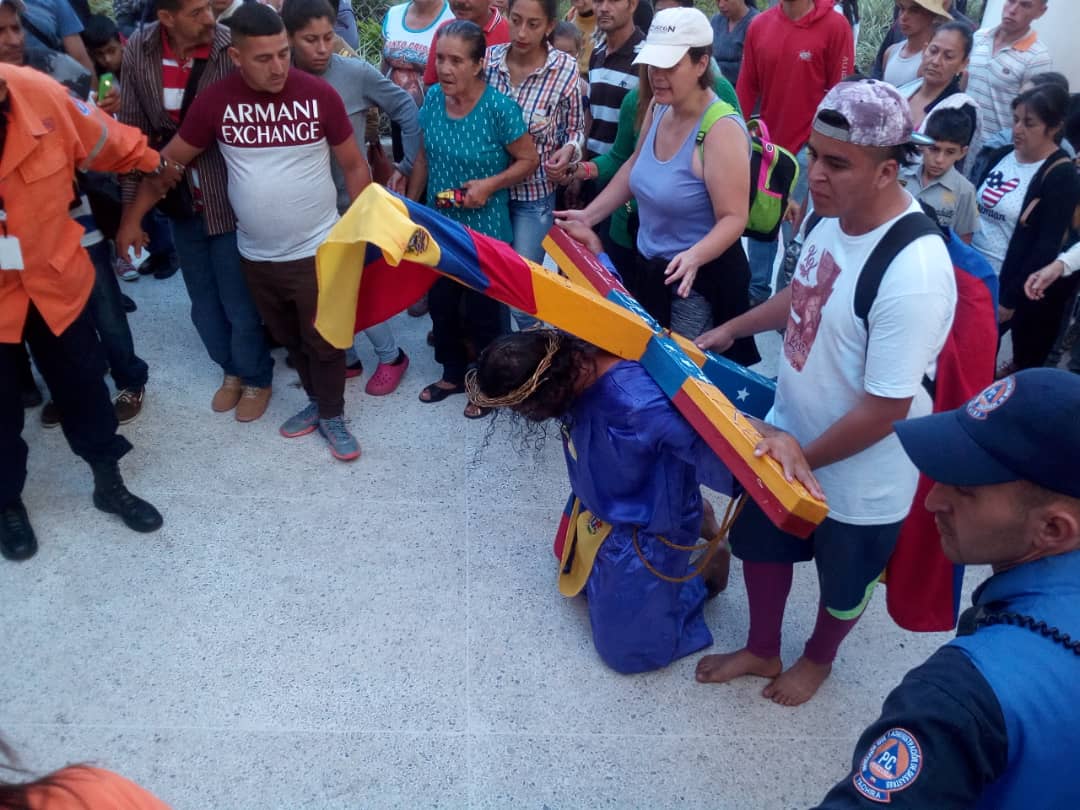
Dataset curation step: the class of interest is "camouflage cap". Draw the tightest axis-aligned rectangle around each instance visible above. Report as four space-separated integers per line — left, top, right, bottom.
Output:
813 79 934 148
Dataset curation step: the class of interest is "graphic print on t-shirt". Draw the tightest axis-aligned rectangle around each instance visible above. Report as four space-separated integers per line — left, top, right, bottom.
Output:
219 98 325 146
179 71 353 261
784 242 842 372
979 170 1021 210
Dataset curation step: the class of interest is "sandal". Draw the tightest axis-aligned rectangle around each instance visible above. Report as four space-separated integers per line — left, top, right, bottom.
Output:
419 381 465 403
464 402 492 420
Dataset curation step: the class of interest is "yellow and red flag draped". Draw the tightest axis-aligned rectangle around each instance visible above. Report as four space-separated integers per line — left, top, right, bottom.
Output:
316 185 827 537
315 185 538 347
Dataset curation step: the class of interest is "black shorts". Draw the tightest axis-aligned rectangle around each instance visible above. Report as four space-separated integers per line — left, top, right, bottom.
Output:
728 497 903 618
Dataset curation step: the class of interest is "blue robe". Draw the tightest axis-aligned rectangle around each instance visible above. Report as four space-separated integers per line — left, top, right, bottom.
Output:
562 361 734 673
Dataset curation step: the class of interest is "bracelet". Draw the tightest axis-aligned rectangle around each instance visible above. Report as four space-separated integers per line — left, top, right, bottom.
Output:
152 157 185 176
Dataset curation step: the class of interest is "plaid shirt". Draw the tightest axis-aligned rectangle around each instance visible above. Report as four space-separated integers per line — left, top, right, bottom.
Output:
485 44 584 202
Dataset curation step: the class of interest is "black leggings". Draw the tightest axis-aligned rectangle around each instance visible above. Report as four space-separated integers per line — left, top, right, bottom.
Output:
428 278 506 385
1009 274 1080 369
625 242 760 368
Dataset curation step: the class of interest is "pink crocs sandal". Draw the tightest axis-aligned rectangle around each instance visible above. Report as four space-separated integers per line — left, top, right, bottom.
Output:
365 350 409 396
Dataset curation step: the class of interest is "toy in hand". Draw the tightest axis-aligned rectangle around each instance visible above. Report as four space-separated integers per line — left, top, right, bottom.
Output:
434 188 467 209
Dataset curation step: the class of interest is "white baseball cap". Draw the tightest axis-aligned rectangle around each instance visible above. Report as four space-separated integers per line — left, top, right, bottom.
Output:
632 7 714 70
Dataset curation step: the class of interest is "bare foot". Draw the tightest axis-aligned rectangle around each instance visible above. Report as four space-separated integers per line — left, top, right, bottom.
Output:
695 648 782 685
701 498 721 539
702 547 731 597
762 656 832 706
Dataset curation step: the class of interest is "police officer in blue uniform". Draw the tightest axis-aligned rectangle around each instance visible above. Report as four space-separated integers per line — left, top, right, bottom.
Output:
815 367 1080 809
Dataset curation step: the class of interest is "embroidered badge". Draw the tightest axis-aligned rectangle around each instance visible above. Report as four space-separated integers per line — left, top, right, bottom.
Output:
72 99 93 116
966 376 1015 420
405 228 429 256
853 728 923 803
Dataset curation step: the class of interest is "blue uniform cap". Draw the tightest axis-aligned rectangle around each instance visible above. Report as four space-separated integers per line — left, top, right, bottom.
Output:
894 368 1080 498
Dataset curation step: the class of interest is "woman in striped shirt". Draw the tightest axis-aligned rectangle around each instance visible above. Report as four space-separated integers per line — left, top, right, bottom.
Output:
485 0 584 328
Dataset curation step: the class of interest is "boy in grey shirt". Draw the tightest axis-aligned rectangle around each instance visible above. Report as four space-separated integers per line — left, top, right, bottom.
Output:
285 0 421 395
901 107 980 243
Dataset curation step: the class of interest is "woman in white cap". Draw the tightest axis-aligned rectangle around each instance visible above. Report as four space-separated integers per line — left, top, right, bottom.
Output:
555 6 758 365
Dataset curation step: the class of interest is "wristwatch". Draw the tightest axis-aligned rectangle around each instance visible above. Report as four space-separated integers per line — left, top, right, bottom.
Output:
152 156 185 176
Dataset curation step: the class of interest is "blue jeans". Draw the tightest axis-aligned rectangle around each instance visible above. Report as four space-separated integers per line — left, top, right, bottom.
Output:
144 210 175 258
509 194 555 330
169 217 273 387
348 319 400 366
85 240 148 391
747 145 810 303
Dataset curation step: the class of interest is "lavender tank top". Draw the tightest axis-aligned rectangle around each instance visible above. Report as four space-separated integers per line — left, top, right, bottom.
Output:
629 99 738 260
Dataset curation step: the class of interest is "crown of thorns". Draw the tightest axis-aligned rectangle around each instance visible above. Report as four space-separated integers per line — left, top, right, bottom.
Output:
465 332 562 409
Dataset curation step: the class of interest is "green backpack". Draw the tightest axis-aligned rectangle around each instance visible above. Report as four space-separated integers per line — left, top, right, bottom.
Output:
696 102 801 243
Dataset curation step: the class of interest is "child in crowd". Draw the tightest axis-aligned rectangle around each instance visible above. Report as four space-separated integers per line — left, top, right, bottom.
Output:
902 107 980 244
551 20 582 61
81 13 180 282
551 21 589 121
563 0 596 78
81 13 123 76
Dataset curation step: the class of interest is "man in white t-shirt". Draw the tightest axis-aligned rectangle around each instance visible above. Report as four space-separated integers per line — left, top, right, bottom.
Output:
118 4 372 462
694 79 957 706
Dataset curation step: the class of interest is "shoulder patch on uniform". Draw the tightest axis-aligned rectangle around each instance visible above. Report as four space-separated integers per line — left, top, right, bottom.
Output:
852 727 923 803
71 98 93 116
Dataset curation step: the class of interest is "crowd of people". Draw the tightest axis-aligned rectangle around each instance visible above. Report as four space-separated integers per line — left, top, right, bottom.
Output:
1 0 1079 806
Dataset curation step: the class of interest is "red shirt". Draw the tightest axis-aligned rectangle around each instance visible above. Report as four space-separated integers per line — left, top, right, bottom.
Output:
161 28 212 123
736 0 853 154
422 9 510 87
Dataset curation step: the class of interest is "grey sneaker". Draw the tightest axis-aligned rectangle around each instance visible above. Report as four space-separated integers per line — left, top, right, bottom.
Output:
318 416 360 461
279 401 319 438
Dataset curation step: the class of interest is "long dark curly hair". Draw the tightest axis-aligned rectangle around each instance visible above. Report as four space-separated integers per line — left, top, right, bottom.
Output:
473 330 601 454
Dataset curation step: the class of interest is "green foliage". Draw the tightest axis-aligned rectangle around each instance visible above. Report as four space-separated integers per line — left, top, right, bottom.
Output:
346 0 988 70
356 15 384 63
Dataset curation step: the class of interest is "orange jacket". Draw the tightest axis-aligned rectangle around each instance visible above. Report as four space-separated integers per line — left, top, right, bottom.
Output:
21 765 172 809
0 64 160 343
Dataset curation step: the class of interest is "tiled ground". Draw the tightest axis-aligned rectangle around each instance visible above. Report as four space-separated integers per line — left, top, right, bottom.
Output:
1 271 984 808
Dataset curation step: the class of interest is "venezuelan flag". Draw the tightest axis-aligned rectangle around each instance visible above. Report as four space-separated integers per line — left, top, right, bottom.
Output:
315 185 539 348
316 185 827 538
543 226 778 421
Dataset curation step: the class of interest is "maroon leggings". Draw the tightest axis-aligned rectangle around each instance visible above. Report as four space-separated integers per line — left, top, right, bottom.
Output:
743 560 862 665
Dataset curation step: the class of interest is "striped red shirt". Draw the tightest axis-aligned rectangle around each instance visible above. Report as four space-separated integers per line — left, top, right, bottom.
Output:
161 29 211 122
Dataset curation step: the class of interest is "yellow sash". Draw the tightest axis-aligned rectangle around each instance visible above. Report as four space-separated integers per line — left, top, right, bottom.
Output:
557 499 613 597
556 496 745 596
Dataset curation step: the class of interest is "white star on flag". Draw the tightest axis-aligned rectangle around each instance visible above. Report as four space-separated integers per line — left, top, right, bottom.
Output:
736 388 750 402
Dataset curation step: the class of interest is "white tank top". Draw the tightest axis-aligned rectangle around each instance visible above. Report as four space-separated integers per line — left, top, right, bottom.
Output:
382 1 455 106
883 42 924 88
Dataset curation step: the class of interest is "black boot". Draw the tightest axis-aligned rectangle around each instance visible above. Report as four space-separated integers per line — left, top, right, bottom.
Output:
1 499 38 561
91 461 163 533
20 382 43 409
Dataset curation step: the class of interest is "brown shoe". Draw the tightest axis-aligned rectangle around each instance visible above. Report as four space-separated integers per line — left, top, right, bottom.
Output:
114 387 145 425
235 385 271 422
212 374 243 412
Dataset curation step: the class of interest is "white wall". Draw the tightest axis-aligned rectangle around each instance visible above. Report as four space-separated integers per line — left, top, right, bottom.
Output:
980 0 1080 87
